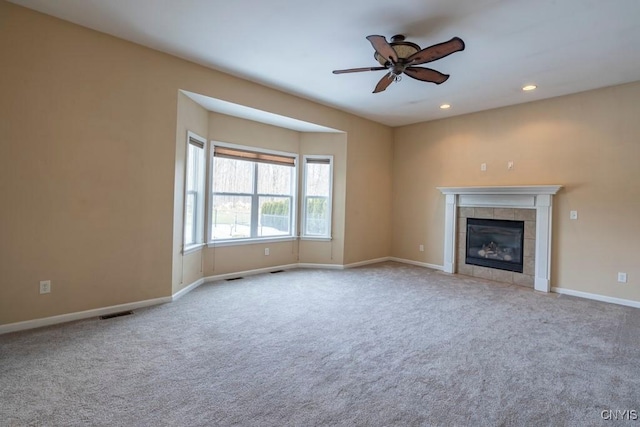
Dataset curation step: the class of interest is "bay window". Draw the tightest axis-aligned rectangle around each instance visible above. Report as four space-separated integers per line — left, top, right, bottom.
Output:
209 143 297 244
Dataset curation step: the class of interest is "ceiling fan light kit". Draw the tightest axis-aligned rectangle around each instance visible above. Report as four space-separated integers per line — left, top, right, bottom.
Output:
333 34 465 93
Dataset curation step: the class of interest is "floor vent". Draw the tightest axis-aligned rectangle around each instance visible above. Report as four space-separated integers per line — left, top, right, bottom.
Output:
226 277 243 281
270 270 285 274
100 311 133 320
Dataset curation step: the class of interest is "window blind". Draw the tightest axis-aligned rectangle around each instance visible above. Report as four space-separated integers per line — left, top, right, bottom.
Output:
305 157 331 165
189 137 205 149
213 146 295 167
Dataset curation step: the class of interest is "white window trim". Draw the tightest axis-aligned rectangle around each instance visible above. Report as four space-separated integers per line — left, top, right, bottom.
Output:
300 236 333 242
183 243 206 255
183 131 207 254
301 154 333 240
207 140 298 246
207 236 297 248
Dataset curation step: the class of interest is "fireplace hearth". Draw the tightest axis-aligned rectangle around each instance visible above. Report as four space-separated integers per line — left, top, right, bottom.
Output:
466 218 524 273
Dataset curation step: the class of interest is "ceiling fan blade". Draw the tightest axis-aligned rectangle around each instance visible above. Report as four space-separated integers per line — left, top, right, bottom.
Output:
366 35 398 64
332 66 387 74
407 37 465 65
404 67 450 84
373 72 395 93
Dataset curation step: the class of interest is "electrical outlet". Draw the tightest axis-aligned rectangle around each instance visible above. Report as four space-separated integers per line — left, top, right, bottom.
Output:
264 248 270 256
419 244 425 252
617 272 627 283
39 280 51 294
480 163 487 171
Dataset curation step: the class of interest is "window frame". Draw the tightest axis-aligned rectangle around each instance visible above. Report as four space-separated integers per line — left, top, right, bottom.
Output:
183 131 207 254
301 155 333 241
207 141 298 247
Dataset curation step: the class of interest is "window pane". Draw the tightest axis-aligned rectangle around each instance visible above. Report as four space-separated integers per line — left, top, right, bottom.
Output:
258 196 290 237
212 195 252 239
213 157 254 194
186 144 198 191
305 163 330 196
257 163 291 195
305 196 329 236
184 192 196 245
185 138 204 246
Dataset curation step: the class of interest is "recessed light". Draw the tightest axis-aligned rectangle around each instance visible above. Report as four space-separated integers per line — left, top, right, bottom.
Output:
440 104 451 109
522 85 537 91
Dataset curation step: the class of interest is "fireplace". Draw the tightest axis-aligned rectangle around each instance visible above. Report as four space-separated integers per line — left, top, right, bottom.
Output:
437 185 562 292
466 218 524 273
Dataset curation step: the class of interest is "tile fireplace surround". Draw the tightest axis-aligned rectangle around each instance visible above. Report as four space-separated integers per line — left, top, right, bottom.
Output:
437 186 562 292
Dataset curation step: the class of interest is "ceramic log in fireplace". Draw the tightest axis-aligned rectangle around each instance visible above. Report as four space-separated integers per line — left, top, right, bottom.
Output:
466 218 525 273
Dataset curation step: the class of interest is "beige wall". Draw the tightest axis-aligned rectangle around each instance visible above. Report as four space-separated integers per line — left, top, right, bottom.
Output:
392 82 640 302
0 2 393 326
344 121 394 264
1 2 178 324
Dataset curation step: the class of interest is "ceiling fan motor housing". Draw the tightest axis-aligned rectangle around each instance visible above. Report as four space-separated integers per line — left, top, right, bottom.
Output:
374 35 420 66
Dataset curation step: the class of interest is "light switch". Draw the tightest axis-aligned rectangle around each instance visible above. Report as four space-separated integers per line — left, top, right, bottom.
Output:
570 210 578 220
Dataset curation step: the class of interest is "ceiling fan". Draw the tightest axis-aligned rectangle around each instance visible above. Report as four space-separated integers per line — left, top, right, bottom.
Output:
333 34 465 93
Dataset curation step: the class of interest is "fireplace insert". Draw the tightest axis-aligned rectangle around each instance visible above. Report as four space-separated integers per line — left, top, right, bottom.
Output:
466 218 525 273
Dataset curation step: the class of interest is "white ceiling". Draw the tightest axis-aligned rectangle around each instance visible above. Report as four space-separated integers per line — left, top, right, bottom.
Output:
10 0 640 127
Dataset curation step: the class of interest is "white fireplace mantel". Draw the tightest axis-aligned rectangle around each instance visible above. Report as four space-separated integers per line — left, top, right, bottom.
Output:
437 185 562 292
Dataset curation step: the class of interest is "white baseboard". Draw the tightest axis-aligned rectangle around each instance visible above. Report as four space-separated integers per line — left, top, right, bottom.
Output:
0 296 172 335
343 257 392 268
389 257 444 271
551 287 640 309
299 257 394 269
172 278 205 301
203 264 300 283
297 263 344 270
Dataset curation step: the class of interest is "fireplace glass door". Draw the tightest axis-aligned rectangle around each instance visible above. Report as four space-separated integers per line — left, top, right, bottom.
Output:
466 218 525 273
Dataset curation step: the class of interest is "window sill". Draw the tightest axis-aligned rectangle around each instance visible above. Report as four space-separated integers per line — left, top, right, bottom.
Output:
208 236 296 248
300 236 332 242
183 243 205 255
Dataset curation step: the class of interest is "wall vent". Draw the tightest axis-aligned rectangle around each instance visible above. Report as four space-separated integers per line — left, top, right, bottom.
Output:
226 277 243 281
100 311 133 320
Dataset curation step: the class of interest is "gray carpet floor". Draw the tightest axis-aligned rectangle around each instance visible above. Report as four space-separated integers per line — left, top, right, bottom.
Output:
1 262 639 426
